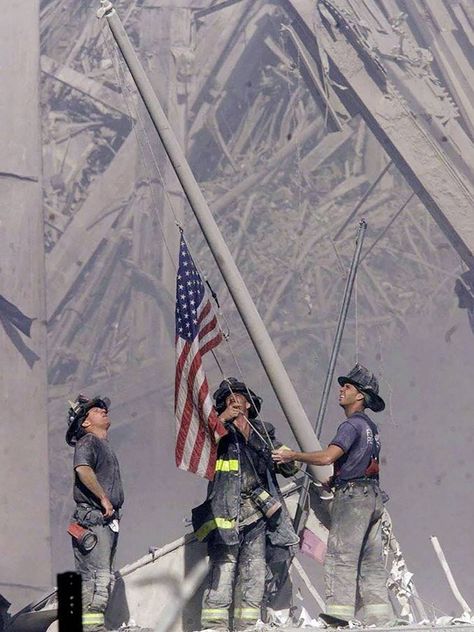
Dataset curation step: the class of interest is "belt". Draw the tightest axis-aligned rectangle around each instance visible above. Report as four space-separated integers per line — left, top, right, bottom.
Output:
334 476 379 490
77 503 121 520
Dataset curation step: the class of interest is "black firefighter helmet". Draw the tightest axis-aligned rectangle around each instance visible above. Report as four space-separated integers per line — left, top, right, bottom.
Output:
213 377 262 420
337 364 385 413
65 394 110 446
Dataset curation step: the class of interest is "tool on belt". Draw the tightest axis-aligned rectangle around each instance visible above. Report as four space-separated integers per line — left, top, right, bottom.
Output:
249 486 282 519
67 522 98 553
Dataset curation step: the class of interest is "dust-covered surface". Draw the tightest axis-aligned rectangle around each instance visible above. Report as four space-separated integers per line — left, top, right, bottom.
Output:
1 0 473 620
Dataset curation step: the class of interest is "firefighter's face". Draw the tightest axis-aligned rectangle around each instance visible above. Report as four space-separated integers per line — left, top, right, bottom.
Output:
83 406 110 431
338 382 364 408
225 392 250 414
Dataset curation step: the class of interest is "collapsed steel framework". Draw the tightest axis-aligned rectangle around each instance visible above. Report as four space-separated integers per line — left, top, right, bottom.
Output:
39 0 473 577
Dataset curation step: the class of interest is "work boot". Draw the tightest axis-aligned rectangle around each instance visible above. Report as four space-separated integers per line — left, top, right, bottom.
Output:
319 613 350 628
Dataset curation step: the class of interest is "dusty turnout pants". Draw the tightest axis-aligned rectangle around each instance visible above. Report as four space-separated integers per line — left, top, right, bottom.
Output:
324 481 392 626
201 521 266 630
72 506 118 632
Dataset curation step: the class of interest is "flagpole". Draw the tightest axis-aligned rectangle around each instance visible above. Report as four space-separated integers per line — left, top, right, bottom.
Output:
97 0 332 482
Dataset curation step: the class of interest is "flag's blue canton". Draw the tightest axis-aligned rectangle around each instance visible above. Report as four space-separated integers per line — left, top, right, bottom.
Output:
176 236 205 342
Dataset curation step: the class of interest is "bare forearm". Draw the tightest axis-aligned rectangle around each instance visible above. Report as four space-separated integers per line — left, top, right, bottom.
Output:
75 466 108 501
286 449 334 466
273 443 343 466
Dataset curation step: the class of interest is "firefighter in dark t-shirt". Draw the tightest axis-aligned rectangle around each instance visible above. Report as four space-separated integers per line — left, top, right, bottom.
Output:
66 395 124 632
273 364 392 627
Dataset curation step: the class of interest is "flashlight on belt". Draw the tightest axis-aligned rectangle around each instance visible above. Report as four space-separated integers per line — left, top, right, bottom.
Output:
68 523 98 552
250 486 282 519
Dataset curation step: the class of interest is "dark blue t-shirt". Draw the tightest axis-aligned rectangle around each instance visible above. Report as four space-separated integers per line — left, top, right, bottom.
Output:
329 412 380 483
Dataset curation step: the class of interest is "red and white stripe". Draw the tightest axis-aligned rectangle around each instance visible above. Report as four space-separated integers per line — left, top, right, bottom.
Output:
175 299 226 479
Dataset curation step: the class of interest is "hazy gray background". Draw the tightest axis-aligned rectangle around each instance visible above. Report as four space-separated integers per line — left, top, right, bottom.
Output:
1 0 473 620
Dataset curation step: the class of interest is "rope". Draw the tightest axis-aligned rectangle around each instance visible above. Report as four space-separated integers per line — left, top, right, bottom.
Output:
213 376 327 487
101 24 286 426
100 17 334 480
215 380 330 488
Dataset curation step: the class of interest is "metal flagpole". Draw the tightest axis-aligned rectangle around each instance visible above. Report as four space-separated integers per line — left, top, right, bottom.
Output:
293 220 367 532
97 1 332 483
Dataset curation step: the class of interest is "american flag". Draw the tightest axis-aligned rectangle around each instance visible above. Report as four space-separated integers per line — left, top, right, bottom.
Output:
175 234 227 479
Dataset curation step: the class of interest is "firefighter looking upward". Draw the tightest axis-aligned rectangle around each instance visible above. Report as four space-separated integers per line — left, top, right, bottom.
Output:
273 364 392 627
193 377 299 631
66 395 124 632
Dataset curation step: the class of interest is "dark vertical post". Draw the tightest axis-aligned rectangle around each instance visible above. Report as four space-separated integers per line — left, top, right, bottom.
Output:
57 572 82 632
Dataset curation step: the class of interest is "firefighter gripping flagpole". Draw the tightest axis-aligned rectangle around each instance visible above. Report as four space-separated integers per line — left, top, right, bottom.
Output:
293 220 367 532
97 1 332 483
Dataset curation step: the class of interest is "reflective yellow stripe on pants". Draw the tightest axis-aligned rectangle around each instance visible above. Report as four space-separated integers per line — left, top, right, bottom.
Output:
82 611 105 627
362 602 392 624
363 603 391 615
325 604 354 620
201 606 229 625
234 605 260 621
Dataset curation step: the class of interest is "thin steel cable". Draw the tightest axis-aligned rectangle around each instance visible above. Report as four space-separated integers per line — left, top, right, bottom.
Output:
355 261 359 363
281 14 347 277
360 193 414 264
277 23 350 360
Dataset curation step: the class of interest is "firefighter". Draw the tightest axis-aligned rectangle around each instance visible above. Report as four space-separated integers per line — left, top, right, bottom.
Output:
193 377 299 631
273 364 392 627
65 395 124 632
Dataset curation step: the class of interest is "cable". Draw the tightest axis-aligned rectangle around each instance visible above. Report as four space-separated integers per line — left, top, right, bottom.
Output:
354 258 359 363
